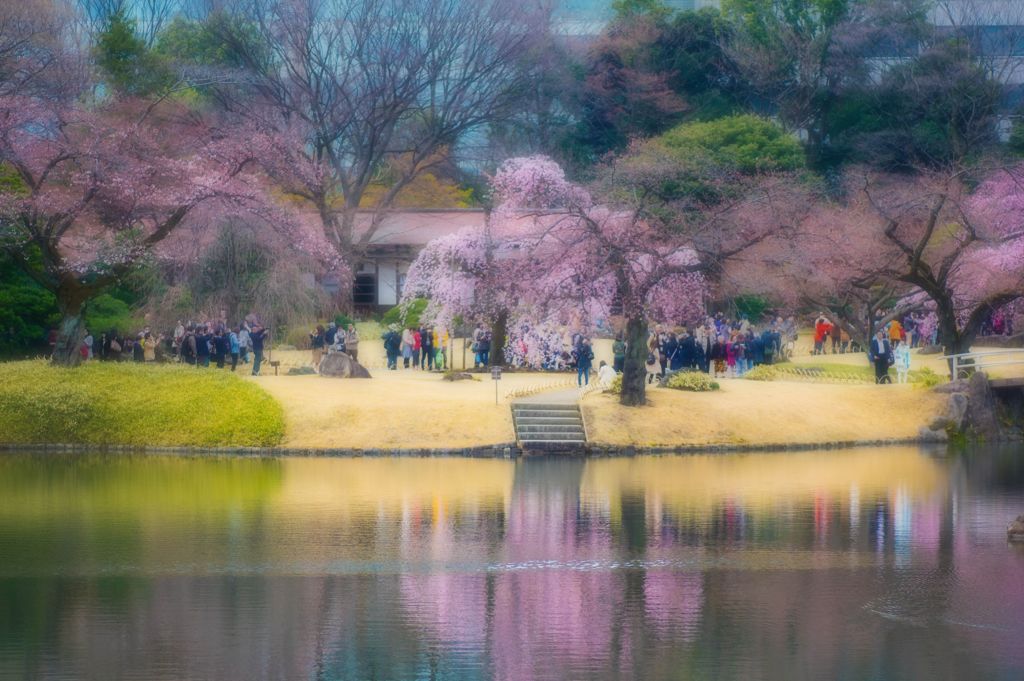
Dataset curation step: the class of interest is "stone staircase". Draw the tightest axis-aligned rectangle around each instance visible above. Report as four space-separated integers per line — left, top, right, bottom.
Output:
512 402 587 452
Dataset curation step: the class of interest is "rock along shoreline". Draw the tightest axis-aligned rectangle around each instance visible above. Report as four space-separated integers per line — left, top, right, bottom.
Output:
0 435 983 459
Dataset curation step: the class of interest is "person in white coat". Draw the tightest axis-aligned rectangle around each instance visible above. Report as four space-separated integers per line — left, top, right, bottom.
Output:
894 339 911 384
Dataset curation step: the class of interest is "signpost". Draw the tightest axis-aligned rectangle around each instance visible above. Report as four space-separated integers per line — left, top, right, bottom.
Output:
491 366 501 404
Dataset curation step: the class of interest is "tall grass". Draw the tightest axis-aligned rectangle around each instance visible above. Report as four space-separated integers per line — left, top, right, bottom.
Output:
0 361 284 447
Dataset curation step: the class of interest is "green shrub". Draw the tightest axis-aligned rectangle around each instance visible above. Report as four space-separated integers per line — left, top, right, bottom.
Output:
334 313 355 328
0 361 284 447
665 371 720 392
382 298 428 328
85 294 143 336
912 367 943 388
607 374 623 394
744 365 778 381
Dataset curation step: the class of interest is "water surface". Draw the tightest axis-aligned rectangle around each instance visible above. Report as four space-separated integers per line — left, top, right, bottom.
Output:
1 446 1022 680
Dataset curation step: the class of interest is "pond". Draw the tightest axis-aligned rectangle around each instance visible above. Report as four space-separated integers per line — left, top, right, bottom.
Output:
0 446 1022 680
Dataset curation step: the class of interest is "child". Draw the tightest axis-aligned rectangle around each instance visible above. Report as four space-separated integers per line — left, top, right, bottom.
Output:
894 339 911 384
646 352 660 384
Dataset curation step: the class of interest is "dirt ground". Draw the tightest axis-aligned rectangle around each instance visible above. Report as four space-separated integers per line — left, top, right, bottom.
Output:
582 380 945 448
252 363 946 449
250 368 573 449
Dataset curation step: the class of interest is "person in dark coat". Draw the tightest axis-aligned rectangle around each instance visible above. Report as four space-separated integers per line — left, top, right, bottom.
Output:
249 324 267 376
382 325 401 370
195 326 212 368
869 331 893 383
574 338 595 386
420 326 434 370
665 333 683 372
679 331 696 370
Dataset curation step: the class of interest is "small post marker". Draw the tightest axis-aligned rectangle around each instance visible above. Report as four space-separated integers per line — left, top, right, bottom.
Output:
491 366 501 404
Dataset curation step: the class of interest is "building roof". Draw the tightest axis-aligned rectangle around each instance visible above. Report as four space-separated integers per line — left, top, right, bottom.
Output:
359 209 486 247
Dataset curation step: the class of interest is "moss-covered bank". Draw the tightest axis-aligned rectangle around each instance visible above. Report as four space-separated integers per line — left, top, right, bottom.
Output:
0 361 284 447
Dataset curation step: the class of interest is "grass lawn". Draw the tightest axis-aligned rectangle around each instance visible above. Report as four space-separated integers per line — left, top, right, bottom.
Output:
0 361 284 447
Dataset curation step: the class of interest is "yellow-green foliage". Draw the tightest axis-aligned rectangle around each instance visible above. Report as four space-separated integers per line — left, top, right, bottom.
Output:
914 367 943 388
0 361 284 447
666 371 720 392
607 374 623 394
743 365 779 381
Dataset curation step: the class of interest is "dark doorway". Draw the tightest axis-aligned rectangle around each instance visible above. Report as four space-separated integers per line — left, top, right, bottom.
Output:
354 273 376 307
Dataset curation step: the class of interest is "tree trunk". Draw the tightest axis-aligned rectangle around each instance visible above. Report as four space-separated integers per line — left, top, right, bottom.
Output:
935 295 969 378
51 296 87 367
620 315 648 407
489 309 508 368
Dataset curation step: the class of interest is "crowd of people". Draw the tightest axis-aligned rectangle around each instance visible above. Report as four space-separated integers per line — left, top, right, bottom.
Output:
67 305 1014 386
309 322 361 370
641 315 797 383
71 317 270 375
811 311 940 356
379 324 451 371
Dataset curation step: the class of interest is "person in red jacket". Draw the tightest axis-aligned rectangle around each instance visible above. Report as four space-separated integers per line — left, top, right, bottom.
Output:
813 314 831 355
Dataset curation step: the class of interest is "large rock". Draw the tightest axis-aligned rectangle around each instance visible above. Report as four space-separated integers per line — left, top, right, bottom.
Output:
918 425 949 443
934 379 969 394
965 371 1001 439
319 352 372 379
944 392 969 431
1009 515 1024 542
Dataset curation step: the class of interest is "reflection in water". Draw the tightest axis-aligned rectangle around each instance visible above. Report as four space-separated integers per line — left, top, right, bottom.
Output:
0 447 1022 680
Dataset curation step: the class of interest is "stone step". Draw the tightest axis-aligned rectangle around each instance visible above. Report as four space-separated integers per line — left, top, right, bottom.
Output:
513 410 582 419
516 413 581 426
512 403 579 412
520 440 587 450
518 432 586 442
516 424 585 434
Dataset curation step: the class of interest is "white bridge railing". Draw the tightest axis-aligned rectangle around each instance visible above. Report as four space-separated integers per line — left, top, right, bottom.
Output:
943 349 1024 380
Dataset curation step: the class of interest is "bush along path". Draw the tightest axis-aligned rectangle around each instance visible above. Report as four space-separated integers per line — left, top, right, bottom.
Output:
0 361 285 448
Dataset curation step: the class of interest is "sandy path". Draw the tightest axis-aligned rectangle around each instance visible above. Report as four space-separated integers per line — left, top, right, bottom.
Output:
250 369 574 449
583 379 946 448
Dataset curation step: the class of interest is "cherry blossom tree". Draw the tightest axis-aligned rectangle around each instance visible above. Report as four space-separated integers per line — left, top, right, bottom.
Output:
0 96 269 366
406 155 799 405
862 167 1024 360
740 164 1024 359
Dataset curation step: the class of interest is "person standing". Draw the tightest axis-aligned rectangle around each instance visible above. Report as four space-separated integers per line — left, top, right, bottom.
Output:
575 338 594 386
420 325 434 371
250 324 267 376
612 333 626 373
133 333 146 362
869 331 893 384
894 339 911 384
181 327 196 365
325 322 337 349
345 324 359 362
478 330 491 367
888 319 903 347
238 324 251 364
310 325 326 369
435 327 448 370
229 327 240 371
383 325 401 370
195 326 212 368
412 327 422 369
401 327 414 368
143 332 160 362
214 329 230 368
473 322 486 367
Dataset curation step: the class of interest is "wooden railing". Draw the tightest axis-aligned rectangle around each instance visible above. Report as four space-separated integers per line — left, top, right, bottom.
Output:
944 349 1024 380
